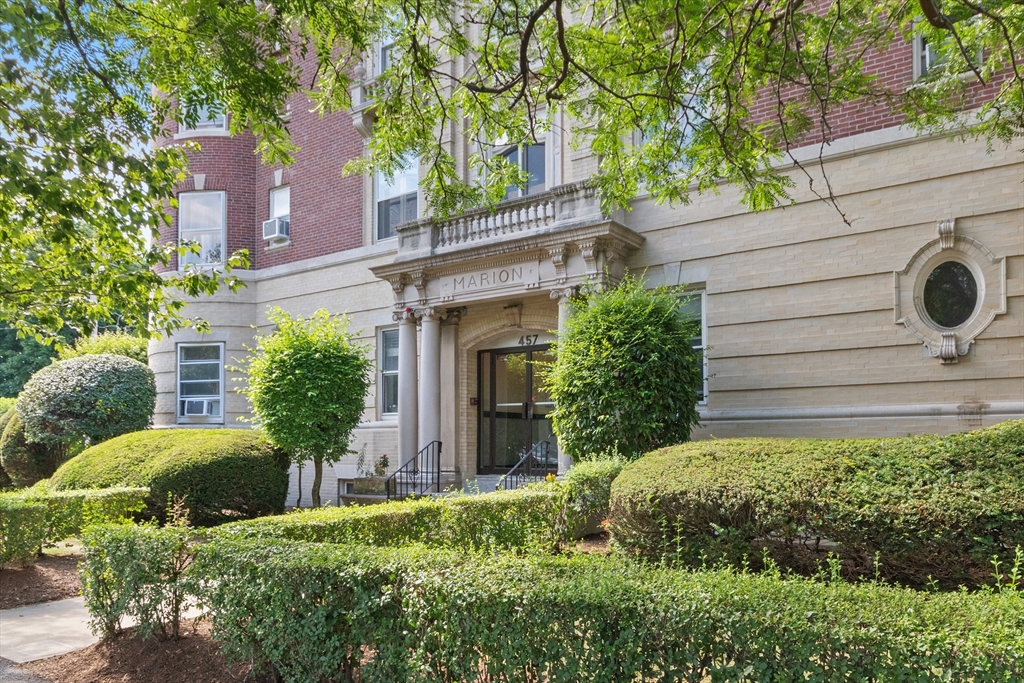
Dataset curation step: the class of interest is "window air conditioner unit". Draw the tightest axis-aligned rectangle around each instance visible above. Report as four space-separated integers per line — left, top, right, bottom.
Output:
263 216 290 242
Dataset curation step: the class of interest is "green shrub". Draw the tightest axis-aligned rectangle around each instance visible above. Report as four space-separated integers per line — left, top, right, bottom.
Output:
0 496 47 565
187 538 1024 683
562 456 626 520
545 274 703 461
57 331 149 364
80 521 200 639
18 354 156 449
0 397 16 415
49 429 289 526
0 408 15 489
0 408 62 487
0 487 146 564
608 419 1024 587
218 488 561 552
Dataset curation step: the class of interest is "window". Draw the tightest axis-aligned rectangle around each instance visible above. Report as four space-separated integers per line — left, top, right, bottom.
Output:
178 191 225 267
500 143 546 200
177 344 224 422
379 328 399 415
922 260 979 329
376 157 418 241
178 104 228 135
270 185 290 221
679 291 708 404
913 29 982 80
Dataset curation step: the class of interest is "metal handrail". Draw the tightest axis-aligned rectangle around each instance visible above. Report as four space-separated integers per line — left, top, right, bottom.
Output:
497 439 556 491
385 440 442 500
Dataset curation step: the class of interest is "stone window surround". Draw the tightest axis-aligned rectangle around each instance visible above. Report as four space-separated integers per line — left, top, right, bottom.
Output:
894 217 1007 364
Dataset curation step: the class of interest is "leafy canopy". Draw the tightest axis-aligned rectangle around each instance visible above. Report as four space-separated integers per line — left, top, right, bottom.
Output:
238 308 372 506
0 0 248 343
545 274 703 461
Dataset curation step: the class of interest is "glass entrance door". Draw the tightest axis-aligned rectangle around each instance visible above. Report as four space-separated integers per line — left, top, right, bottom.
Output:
478 345 556 474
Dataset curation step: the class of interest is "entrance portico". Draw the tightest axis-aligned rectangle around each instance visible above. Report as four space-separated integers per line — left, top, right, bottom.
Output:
370 181 644 485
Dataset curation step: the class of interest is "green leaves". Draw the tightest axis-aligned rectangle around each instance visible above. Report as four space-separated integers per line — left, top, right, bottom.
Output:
546 274 702 461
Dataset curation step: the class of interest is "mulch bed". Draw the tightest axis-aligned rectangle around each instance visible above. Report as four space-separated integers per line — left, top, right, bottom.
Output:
21 618 274 683
0 555 82 610
574 531 610 554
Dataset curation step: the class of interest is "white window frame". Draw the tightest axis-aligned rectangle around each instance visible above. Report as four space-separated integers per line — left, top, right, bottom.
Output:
496 142 548 201
178 190 226 268
681 290 708 405
176 343 225 424
374 158 418 242
379 327 399 417
270 185 291 221
912 31 983 81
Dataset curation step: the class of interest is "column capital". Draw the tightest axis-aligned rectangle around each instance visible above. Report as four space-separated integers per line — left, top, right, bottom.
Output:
442 307 467 325
414 307 444 322
392 308 417 323
549 286 579 302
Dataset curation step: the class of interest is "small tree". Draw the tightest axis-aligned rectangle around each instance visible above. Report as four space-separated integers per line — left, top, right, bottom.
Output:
240 307 372 507
546 274 703 462
17 354 156 451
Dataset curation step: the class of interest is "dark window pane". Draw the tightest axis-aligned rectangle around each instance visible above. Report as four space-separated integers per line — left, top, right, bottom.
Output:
388 197 402 232
377 199 395 240
923 261 978 328
180 345 220 361
381 374 398 414
180 381 221 397
180 362 220 381
525 144 545 194
381 329 399 372
501 147 518 200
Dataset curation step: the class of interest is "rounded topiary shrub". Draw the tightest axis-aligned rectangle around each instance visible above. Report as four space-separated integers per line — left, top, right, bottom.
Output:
546 274 703 462
49 428 289 525
608 419 1024 588
0 407 63 488
18 354 156 449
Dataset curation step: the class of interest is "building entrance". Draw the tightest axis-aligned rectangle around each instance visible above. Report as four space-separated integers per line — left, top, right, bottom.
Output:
477 344 556 474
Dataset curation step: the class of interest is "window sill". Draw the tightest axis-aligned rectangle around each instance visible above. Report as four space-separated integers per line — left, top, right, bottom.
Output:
173 129 231 140
176 417 225 426
265 239 292 252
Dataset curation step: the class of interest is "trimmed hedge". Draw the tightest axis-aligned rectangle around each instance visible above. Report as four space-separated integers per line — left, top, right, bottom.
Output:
608 419 1024 587
183 538 1024 682
57 331 149 364
0 408 62 487
49 429 289 526
218 488 561 552
0 487 146 565
0 407 15 489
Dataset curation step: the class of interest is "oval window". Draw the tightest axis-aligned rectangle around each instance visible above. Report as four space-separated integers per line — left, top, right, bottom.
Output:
922 261 978 329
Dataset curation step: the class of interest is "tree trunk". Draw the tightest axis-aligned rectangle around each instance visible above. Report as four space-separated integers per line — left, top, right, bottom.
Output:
311 456 323 508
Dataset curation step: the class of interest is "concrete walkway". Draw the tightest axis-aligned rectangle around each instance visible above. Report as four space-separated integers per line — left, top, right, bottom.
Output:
0 597 98 664
0 657 52 682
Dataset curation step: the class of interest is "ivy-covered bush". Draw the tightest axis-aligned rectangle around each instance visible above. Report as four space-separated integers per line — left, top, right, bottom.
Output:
181 538 1024 683
219 488 561 552
49 428 289 526
58 331 149 364
18 354 155 449
608 418 1024 587
80 521 199 639
545 274 703 461
0 486 145 565
0 496 47 565
0 407 60 487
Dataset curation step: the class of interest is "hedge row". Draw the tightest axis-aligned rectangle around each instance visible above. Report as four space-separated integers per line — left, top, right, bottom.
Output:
608 418 1024 587
219 488 562 552
50 428 289 526
0 486 146 564
98 535 1018 682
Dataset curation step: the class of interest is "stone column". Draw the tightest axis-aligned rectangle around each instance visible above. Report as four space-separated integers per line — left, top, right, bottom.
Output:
439 308 465 479
417 308 442 450
396 310 419 466
550 288 577 476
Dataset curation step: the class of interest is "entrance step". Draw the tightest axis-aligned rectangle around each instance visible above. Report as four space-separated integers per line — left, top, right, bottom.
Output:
462 475 505 493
